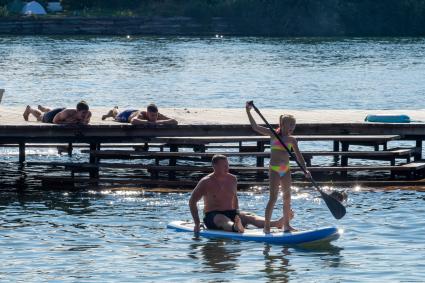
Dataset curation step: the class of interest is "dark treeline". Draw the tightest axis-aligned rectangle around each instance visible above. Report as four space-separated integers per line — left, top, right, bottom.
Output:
2 0 425 36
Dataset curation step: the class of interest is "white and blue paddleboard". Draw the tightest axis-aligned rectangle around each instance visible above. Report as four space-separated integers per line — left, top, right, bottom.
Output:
167 221 341 245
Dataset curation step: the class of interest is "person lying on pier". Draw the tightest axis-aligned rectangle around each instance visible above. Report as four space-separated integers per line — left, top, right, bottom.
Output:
23 101 92 125
101 104 178 125
189 155 289 234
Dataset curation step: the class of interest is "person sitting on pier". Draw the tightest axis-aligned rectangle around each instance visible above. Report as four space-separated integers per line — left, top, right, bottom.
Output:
101 104 178 125
23 101 92 124
189 154 289 234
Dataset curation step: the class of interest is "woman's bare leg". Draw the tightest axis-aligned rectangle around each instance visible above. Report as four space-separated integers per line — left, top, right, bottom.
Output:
281 173 296 232
264 170 280 233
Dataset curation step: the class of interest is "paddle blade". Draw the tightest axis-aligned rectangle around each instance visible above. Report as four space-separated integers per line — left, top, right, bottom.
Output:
319 190 347 219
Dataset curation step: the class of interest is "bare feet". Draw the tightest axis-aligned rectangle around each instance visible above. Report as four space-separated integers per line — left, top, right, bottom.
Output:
37 105 49 112
275 209 295 229
102 106 118 120
263 222 271 234
233 215 245 233
283 225 297 233
102 111 112 120
23 105 31 121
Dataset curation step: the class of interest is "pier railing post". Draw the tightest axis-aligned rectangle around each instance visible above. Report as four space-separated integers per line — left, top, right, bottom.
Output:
333 141 340 165
169 144 178 180
67 143 73 156
415 140 423 161
19 143 25 164
89 143 100 178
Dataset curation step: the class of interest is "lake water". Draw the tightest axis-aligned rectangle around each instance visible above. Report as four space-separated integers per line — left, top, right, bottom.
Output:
1 36 425 109
1 36 425 282
1 188 424 282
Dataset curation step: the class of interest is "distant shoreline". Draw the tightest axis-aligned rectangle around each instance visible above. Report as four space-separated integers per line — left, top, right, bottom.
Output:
0 16 424 36
0 16 233 36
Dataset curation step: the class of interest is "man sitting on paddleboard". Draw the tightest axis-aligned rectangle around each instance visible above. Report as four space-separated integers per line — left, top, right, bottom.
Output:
189 155 288 233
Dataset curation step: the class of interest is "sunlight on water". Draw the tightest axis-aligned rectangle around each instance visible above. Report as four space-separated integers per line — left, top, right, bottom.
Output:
0 190 423 281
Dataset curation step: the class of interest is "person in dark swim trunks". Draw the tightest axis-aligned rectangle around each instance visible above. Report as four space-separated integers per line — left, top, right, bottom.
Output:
23 101 91 125
203 209 241 231
189 155 288 234
102 104 177 125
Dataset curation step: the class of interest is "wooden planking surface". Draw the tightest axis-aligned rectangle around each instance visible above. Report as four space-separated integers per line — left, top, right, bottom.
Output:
81 148 416 158
27 161 425 172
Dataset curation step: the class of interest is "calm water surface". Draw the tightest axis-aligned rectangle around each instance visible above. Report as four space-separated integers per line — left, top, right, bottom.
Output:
0 36 425 109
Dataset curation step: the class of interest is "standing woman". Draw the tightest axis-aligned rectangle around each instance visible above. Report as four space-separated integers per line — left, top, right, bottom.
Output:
246 102 311 233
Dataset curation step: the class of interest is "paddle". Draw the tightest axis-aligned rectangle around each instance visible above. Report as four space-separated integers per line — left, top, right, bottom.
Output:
247 101 346 219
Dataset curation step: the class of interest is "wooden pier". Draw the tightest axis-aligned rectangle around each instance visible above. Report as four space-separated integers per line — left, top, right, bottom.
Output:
1 120 425 189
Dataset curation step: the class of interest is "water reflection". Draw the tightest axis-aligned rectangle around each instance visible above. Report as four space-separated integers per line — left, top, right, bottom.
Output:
190 239 242 274
262 244 292 283
262 242 343 282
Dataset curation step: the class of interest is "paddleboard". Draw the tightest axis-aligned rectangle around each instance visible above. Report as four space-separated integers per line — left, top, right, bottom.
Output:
365 114 411 123
167 221 341 245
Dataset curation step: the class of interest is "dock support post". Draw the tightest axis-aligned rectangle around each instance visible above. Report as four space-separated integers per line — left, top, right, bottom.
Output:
19 143 25 164
67 143 73 156
169 144 178 180
256 141 265 179
340 142 349 178
415 140 423 161
333 141 340 165
89 143 100 178
256 141 265 167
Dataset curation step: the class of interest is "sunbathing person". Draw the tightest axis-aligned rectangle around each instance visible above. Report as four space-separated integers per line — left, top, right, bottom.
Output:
102 104 177 125
23 101 91 125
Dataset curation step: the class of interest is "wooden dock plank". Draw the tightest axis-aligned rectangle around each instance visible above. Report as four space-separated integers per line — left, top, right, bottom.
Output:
36 176 425 190
81 148 416 158
27 161 425 172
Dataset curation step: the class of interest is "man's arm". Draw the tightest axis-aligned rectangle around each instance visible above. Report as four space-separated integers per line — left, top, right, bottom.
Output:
189 179 206 233
82 111 92 125
156 113 178 125
130 117 149 125
232 175 239 210
155 118 178 125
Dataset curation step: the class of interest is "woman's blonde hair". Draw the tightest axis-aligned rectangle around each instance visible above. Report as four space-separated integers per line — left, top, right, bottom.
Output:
280 114 296 127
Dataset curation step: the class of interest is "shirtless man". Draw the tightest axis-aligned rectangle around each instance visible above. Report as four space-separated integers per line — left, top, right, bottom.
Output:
189 155 288 234
102 103 177 125
23 101 92 124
